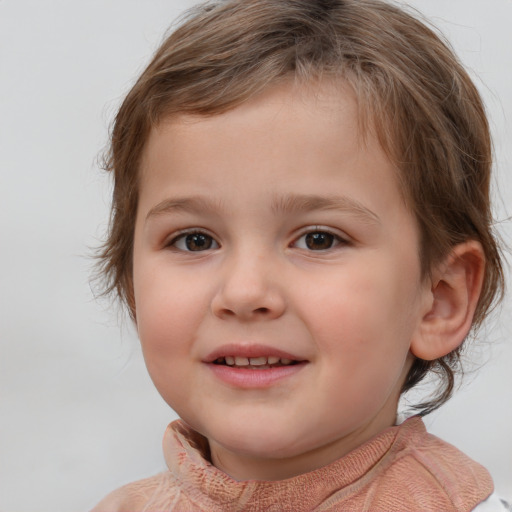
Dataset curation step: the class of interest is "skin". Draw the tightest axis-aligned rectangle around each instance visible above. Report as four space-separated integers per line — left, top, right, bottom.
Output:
132 80 446 481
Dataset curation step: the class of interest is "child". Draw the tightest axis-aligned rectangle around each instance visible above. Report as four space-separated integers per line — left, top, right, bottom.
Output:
92 0 508 510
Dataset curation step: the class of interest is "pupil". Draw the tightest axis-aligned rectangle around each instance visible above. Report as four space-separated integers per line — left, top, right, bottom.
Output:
305 232 333 250
186 234 212 251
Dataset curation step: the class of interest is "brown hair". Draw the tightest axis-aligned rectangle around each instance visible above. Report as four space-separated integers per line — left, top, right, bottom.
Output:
97 0 504 415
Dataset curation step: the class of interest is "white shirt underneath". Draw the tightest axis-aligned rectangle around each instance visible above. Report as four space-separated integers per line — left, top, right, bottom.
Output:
473 492 511 511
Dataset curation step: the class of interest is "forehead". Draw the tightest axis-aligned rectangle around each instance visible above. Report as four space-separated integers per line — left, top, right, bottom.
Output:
140 78 391 181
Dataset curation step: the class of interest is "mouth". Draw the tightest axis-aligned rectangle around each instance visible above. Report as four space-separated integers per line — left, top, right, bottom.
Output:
206 349 307 388
212 355 300 369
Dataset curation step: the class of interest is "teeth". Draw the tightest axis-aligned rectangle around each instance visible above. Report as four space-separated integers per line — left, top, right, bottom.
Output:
249 357 267 366
218 356 297 367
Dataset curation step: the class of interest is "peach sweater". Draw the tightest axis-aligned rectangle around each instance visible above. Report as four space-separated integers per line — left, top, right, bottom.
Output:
92 417 492 511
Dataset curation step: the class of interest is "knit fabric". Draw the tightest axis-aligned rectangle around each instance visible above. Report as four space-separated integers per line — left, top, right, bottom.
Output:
91 417 493 511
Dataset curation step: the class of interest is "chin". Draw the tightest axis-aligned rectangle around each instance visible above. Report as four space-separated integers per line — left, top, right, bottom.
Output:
200 417 308 459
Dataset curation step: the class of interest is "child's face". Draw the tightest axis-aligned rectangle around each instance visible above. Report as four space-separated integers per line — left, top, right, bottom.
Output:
133 80 432 480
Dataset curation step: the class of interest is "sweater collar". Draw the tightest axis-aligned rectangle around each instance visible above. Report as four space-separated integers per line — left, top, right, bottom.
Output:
162 417 425 511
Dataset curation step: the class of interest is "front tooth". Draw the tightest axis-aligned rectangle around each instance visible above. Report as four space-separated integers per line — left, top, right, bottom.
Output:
267 356 280 365
234 356 250 366
280 358 292 365
225 356 235 366
249 357 267 366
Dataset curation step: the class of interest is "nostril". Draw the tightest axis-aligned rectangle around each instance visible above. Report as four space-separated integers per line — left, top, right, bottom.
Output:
211 287 286 320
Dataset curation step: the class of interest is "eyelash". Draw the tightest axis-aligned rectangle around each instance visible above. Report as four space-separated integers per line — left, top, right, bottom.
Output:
167 230 220 252
166 228 348 252
292 229 347 251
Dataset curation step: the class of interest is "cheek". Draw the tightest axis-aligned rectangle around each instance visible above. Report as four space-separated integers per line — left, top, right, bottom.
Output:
134 282 200 406
303 260 421 360
134 268 207 361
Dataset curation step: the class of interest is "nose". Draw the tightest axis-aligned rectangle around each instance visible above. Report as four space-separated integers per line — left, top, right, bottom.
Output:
210 249 286 321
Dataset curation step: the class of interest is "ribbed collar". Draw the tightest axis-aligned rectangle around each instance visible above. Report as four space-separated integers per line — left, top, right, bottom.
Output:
162 417 425 511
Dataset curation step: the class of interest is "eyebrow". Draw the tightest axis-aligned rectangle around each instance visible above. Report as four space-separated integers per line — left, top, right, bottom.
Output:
270 194 381 225
145 196 225 222
145 194 380 225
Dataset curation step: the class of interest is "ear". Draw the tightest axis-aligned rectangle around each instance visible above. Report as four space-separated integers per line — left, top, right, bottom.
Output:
411 240 485 361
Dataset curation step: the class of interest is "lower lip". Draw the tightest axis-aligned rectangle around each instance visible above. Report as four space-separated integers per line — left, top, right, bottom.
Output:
206 362 307 388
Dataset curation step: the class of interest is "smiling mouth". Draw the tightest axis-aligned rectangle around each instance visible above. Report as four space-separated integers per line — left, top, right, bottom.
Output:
213 356 300 369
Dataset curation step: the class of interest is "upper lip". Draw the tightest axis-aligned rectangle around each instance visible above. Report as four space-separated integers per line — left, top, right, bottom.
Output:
204 344 306 363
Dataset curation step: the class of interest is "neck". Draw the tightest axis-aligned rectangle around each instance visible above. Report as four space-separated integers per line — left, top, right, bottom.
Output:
208 408 398 481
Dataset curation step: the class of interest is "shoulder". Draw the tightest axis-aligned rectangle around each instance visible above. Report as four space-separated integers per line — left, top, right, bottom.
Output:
402 419 491 485
378 417 494 510
89 472 172 512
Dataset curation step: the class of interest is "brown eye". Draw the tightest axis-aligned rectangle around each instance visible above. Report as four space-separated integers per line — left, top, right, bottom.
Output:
292 230 344 251
172 232 219 251
304 232 335 250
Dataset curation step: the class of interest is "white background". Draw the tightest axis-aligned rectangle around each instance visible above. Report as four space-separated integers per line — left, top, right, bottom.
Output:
0 1 511 510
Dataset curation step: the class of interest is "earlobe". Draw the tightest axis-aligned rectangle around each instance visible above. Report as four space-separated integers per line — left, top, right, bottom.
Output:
411 241 485 361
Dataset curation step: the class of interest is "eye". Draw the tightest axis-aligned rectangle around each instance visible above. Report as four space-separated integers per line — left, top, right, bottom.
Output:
170 232 219 252
293 230 344 251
